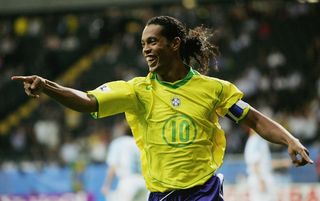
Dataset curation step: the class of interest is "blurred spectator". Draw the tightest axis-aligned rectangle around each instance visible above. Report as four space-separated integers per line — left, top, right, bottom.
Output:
266 48 286 69
14 17 28 37
27 18 42 36
287 106 317 144
34 119 60 150
64 108 83 132
59 133 81 165
10 127 27 158
88 126 109 163
234 67 261 97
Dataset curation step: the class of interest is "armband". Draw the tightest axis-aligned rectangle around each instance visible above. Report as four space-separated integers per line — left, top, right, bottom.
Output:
226 100 250 123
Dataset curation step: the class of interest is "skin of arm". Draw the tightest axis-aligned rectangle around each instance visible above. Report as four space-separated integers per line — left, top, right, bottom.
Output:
241 106 314 167
11 75 97 113
101 165 117 197
252 162 266 192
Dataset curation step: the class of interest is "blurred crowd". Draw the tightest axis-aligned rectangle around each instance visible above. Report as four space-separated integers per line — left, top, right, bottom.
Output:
0 1 319 171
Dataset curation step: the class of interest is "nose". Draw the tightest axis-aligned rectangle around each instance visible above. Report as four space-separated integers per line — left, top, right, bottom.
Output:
143 44 151 55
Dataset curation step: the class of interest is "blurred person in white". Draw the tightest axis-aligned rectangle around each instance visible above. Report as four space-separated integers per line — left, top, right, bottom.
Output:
101 119 147 201
34 118 59 149
59 133 81 165
244 128 291 201
287 106 317 144
10 126 27 156
244 128 276 201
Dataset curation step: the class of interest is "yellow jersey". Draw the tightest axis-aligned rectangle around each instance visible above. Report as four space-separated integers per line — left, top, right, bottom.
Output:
88 68 244 192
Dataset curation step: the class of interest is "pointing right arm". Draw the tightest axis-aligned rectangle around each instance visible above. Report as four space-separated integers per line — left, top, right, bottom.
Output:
11 75 97 113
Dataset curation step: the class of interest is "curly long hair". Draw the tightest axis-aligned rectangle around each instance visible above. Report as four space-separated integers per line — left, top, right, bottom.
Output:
146 16 219 74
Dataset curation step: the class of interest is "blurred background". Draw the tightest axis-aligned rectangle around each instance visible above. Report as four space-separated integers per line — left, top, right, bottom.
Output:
0 0 319 200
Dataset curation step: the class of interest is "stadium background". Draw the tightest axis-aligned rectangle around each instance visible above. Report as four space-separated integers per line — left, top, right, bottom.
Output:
0 0 319 200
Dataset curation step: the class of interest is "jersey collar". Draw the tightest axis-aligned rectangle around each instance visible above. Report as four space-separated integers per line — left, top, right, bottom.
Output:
150 65 199 89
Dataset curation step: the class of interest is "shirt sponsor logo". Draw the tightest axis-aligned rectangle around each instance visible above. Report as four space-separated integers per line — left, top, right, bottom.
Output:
99 84 110 92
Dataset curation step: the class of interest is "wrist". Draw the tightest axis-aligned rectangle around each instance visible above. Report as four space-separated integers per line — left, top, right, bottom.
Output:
286 135 299 146
42 78 56 94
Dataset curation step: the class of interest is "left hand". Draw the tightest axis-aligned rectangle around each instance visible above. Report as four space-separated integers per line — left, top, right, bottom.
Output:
287 138 313 166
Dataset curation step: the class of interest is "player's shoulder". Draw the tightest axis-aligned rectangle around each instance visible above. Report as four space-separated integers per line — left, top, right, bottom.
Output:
193 73 231 88
127 74 155 92
127 75 150 86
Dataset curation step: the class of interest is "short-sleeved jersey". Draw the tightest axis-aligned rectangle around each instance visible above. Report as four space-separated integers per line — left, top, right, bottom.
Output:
88 68 244 192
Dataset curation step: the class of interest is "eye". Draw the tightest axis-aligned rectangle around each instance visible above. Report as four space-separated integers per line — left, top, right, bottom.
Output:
147 37 157 45
150 38 156 44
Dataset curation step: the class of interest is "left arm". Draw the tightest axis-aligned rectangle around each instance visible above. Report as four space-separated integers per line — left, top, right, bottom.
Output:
241 106 313 167
101 165 116 198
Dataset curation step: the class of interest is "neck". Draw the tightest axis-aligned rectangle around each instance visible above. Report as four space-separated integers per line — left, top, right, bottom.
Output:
156 61 189 82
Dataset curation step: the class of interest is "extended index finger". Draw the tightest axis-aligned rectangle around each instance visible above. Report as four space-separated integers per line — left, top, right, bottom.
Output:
11 76 31 82
299 149 314 165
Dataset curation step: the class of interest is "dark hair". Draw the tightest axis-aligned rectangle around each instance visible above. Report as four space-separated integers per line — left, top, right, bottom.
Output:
146 16 219 74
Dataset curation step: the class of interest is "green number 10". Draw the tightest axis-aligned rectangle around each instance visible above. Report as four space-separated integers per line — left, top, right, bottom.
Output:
171 120 190 142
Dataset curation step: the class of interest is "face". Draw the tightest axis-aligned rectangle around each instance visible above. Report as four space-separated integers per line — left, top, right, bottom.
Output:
141 24 176 74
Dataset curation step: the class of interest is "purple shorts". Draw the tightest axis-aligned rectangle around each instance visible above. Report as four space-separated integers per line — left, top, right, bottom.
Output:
148 174 224 201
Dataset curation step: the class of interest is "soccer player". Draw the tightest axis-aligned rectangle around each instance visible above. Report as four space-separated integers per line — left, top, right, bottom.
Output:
101 119 147 201
244 128 277 201
12 16 313 201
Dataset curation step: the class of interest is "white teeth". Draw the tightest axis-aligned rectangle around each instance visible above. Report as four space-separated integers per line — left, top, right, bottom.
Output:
146 55 156 60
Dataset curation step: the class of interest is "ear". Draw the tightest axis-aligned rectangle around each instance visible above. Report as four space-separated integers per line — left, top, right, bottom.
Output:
171 37 181 51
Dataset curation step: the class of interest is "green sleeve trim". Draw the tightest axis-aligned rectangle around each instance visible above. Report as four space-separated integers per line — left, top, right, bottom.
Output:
87 93 99 119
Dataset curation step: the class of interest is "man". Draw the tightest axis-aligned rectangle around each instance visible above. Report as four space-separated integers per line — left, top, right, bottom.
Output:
101 119 147 201
12 16 313 201
244 128 292 201
244 129 276 201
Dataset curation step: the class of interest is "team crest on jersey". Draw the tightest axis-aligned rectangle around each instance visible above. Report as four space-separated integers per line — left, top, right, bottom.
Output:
171 97 181 107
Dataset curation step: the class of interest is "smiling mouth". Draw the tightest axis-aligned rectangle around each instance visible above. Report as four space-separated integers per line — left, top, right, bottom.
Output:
146 56 157 66
146 55 156 61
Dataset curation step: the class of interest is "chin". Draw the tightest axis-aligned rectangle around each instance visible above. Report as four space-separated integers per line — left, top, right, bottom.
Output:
148 65 158 73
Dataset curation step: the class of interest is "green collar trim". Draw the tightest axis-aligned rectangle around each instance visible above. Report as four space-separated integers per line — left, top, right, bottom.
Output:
151 66 199 89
